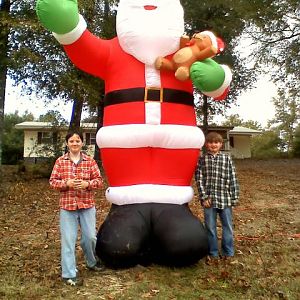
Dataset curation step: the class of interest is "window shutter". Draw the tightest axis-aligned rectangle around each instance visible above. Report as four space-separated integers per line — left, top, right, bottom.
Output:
53 132 58 144
37 132 42 144
86 133 91 145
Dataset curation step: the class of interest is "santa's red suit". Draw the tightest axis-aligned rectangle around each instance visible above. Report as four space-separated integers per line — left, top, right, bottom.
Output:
52 6 208 268
62 24 204 206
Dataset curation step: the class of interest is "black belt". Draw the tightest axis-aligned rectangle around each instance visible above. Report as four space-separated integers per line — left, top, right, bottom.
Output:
104 87 194 107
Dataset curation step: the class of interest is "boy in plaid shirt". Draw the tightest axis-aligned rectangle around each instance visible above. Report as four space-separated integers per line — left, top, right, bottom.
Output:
195 132 239 263
50 131 104 286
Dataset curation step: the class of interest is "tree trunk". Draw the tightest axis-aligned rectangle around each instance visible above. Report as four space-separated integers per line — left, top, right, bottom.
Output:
93 94 104 162
0 0 11 167
202 95 209 136
69 98 83 131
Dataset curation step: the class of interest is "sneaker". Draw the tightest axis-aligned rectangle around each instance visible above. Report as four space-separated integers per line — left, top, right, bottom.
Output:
62 277 83 286
222 256 237 265
205 256 219 266
87 261 105 272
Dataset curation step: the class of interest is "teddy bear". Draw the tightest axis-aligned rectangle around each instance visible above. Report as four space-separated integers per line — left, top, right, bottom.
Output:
155 31 224 81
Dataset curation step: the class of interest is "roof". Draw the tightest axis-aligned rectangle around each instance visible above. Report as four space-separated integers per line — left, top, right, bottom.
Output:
15 122 97 130
198 125 261 136
230 126 262 136
15 122 261 136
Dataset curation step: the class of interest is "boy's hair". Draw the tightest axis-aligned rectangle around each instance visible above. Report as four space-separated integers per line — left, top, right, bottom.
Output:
65 130 84 143
205 132 223 143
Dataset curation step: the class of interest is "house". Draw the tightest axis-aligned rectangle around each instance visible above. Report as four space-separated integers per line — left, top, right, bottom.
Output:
15 122 261 162
228 126 262 158
15 122 98 163
202 126 262 159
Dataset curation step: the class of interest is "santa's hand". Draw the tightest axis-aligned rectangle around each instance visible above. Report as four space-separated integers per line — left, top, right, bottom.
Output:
190 58 232 100
36 0 79 34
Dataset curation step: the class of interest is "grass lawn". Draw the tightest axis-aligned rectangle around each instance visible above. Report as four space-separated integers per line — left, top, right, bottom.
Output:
0 159 299 299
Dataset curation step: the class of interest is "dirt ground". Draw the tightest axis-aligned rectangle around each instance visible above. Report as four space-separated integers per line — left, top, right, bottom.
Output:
0 159 299 299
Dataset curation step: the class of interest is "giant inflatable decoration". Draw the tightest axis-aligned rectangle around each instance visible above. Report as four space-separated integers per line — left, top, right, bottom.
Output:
36 0 232 268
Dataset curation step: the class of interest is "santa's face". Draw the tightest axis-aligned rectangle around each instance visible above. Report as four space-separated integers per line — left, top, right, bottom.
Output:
116 0 184 66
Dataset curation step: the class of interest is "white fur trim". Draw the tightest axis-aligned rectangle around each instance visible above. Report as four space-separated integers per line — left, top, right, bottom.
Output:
202 65 232 98
53 14 87 45
96 124 205 149
144 65 162 124
201 31 218 49
106 184 194 205
116 0 184 65
145 65 161 86
145 102 161 124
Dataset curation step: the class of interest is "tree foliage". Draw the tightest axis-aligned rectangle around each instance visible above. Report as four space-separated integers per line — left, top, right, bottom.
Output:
38 110 67 125
269 88 300 155
187 0 299 131
182 0 255 120
2 111 34 164
292 124 300 158
7 1 253 123
0 0 11 166
235 0 300 91
5 0 117 131
8 1 97 128
1 0 299 161
222 113 263 130
251 130 283 159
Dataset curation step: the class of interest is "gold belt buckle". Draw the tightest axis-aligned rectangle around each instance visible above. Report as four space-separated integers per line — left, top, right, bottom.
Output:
144 87 163 103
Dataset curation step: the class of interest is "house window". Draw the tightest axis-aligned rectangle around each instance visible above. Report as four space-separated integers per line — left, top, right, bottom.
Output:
37 132 57 144
85 132 96 145
230 136 234 148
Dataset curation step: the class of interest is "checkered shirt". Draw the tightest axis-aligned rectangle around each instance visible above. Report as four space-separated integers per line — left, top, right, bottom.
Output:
49 152 103 210
195 152 239 209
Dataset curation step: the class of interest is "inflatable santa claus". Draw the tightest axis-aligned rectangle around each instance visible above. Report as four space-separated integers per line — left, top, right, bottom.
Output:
36 0 231 268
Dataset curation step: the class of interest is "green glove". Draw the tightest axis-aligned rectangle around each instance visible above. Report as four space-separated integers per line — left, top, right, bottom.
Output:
36 0 79 34
190 59 226 93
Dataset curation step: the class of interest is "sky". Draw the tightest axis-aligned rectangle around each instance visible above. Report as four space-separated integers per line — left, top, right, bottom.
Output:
215 75 277 127
4 75 277 128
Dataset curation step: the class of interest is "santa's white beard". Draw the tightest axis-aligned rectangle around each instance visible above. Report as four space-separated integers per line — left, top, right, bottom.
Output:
116 1 184 66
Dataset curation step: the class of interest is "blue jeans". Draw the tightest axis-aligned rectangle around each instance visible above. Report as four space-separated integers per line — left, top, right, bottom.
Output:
60 207 97 279
204 207 234 257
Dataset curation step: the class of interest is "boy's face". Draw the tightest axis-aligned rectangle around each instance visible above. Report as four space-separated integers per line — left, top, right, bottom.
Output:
67 134 83 154
206 141 223 155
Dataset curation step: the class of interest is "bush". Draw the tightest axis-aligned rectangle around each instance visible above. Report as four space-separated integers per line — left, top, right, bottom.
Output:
19 161 54 179
292 125 300 157
251 130 283 159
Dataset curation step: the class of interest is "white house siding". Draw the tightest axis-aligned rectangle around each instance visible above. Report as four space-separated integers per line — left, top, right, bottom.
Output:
24 131 39 157
23 130 95 160
230 135 251 159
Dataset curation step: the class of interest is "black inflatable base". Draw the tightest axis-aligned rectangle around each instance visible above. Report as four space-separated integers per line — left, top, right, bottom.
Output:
96 203 208 269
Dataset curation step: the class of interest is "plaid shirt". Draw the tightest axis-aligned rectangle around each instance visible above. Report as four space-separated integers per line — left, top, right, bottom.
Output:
195 152 239 209
49 152 103 210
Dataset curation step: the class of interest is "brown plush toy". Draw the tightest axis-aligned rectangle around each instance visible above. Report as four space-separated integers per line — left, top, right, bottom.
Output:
155 31 224 81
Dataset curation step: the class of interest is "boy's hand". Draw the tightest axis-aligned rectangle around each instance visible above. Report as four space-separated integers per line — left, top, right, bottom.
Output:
73 179 89 190
36 0 79 34
66 179 86 189
203 198 212 208
66 178 76 189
